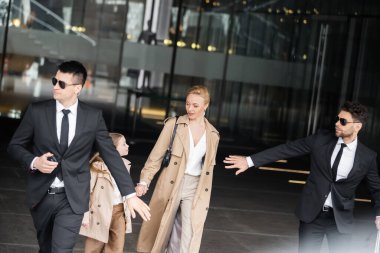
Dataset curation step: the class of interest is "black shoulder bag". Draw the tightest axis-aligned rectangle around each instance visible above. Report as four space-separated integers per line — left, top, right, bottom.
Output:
161 116 179 168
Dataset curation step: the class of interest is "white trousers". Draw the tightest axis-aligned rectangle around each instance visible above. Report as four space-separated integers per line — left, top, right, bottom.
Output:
167 174 200 253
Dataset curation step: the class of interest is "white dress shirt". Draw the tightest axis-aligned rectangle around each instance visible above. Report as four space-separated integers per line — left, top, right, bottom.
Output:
324 137 357 207
31 100 78 188
56 101 78 147
185 128 206 176
50 100 79 187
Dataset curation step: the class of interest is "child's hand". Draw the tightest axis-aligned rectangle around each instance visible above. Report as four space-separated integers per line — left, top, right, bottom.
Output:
135 184 148 197
81 211 90 228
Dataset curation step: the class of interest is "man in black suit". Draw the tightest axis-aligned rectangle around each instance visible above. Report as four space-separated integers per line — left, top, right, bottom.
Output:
224 101 380 253
8 61 150 253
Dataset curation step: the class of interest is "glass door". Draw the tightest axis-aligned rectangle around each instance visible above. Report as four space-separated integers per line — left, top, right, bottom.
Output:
350 17 380 155
221 12 352 146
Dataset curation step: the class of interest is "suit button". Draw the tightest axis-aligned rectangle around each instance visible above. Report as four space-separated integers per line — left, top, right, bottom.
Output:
206 207 209 211
174 162 177 165
205 188 208 192
170 180 174 184
98 204 101 207
90 211 93 214
206 172 209 175
101 186 104 189
324 195 328 198
97 222 100 225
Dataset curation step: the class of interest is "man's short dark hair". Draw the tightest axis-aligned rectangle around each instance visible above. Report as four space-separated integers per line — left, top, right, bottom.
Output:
57 61 87 85
341 101 368 124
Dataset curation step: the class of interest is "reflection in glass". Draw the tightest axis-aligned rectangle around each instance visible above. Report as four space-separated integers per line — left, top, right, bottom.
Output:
0 0 380 155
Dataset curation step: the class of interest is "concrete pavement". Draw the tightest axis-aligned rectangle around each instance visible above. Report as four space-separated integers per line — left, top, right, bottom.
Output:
0 137 378 253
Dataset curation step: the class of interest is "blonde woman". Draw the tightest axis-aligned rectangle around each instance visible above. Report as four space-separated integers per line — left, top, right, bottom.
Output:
136 85 220 253
80 133 132 253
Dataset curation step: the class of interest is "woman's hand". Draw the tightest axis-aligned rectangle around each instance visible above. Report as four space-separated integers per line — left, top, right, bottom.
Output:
135 184 148 197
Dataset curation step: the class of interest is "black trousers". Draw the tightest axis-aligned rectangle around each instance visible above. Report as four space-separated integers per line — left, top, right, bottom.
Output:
30 192 83 253
299 209 351 253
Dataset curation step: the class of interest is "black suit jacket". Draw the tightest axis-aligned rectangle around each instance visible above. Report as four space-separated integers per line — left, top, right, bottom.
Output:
7 99 135 214
251 130 380 233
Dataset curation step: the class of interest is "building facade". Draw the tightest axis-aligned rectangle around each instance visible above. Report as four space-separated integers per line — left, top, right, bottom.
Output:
1 0 380 153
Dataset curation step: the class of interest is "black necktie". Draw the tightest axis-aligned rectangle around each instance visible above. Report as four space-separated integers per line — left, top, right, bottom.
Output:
332 143 347 181
58 109 70 180
60 109 70 153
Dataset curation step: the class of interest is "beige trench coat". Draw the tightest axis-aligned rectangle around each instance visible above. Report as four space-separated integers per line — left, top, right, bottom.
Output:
136 115 220 253
79 158 132 243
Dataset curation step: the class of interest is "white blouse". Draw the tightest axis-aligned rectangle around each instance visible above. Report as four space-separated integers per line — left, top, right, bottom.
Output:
185 127 206 176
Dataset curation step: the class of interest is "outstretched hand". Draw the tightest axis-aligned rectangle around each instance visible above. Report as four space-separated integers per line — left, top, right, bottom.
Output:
223 155 249 175
126 196 151 221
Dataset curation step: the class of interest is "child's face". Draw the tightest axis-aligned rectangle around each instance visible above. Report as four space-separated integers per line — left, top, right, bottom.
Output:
116 136 129 156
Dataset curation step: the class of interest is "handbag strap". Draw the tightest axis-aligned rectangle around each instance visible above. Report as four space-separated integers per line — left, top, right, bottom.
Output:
167 116 179 151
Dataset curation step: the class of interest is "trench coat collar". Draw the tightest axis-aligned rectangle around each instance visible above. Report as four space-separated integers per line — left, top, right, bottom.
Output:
175 115 218 134
91 160 113 182
93 158 131 175
193 121 219 207
175 116 190 161
175 115 218 163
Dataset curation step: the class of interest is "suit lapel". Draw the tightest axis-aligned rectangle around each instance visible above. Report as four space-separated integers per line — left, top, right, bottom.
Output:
325 138 337 180
345 141 363 180
63 101 86 157
45 100 60 152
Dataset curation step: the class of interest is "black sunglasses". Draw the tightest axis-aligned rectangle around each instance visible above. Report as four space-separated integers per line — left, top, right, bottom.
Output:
52 77 81 89
335 116 360 126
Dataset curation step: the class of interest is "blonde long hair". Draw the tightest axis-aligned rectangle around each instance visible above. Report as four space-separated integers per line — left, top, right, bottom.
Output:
90 133 124 173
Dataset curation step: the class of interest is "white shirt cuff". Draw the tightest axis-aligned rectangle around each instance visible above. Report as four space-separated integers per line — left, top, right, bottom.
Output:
246 156 254 168
123 193 137 200
30 157 38 170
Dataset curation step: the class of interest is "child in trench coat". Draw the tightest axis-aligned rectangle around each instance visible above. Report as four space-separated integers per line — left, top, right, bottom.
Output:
80 133 132 253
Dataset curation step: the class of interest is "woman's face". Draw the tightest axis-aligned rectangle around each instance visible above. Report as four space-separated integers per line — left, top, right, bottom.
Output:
186 93 208 120
116 136 129 156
